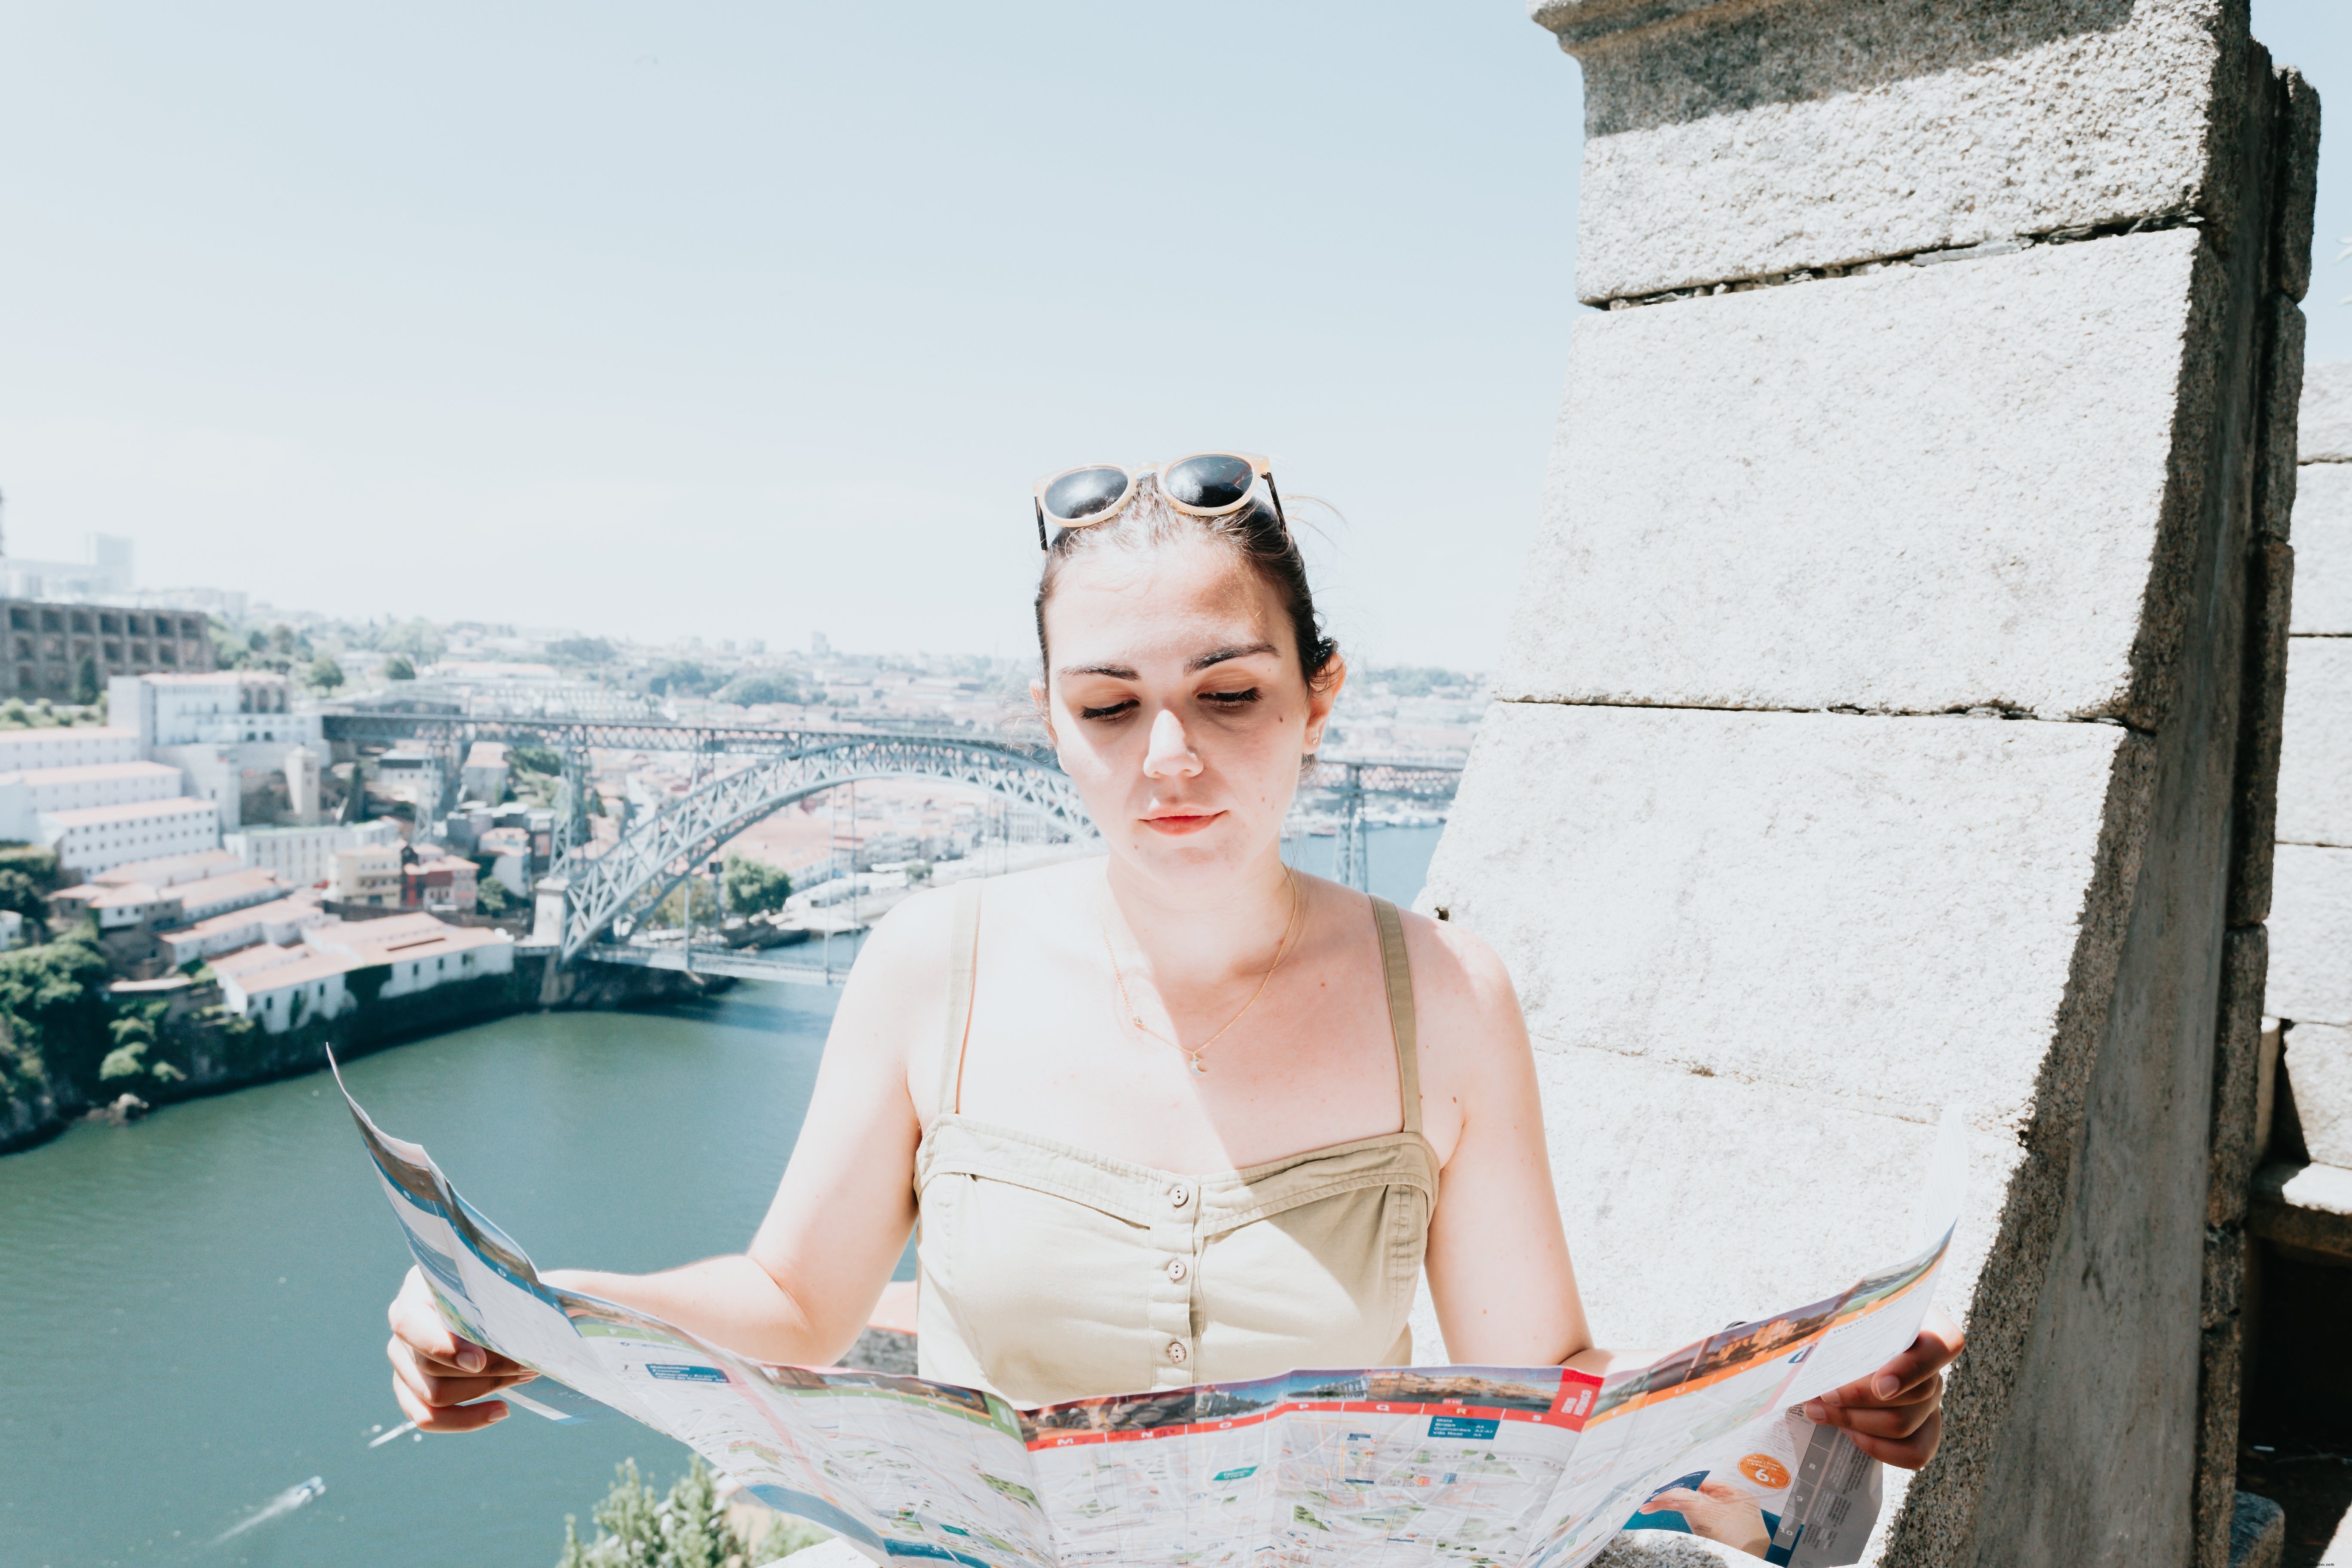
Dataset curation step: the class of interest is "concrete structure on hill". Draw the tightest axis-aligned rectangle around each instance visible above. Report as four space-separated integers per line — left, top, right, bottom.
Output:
328 842 401 907
0 760 181 841
1418 6 2314 1566
0 600 209 702
0 725 139 770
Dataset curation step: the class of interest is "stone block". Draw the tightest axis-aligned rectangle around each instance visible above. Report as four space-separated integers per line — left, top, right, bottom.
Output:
2264 845 2352 1024
2286 464 2352 633
2272 69 2321 303
1499 231 2219 723
2305 362 2352 463
2274 639 2352 848
1537 0 2241 301
2230 1491 2285 1568
2249 1160 2352 1262
2209 928 2271 1227
1422 703 2146 1122
2230 542 2293 925
2251 303 2303 542
2280 1022 2352 1168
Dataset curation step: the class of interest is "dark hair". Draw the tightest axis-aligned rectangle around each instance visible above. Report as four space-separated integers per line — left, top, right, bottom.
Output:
1034 475 1341 691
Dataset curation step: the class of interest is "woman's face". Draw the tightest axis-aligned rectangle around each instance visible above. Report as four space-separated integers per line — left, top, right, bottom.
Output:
1037 533 1342 892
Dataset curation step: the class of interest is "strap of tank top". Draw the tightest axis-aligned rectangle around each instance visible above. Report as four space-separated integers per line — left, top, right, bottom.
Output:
1370 896 1421 1135
939 879 983 1117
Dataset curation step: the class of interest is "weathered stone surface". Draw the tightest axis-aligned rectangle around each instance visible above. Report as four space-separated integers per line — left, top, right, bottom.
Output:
2248 1161 2352 1265
1500 232 2217 723
2304 362 2352 463
1422 703 2145 1119
2230 542 2293 925
2285 465 2352 633
1539 0 2238 301
2264 845 2352 1024
2273 639 2352 847
2194 1305 2245 1568
2229 1491 2286 1568
2251 303 2303 542
2272 69 2321 303
2279 1022 2352 1168
2209 928 2271 1227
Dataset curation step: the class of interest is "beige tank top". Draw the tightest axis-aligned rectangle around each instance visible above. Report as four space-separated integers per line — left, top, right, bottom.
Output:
912 881 1439 1409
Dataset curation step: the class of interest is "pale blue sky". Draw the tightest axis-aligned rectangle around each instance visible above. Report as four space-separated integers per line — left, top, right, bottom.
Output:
0 5 2342 665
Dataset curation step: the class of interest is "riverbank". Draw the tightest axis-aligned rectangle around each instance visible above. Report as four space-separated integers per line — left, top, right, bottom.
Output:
0 940 726 1157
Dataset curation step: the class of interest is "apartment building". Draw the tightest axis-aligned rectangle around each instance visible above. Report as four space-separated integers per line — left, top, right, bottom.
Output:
1 602 212 702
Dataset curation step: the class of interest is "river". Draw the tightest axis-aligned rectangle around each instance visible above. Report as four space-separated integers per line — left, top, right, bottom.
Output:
0 828 1439 1568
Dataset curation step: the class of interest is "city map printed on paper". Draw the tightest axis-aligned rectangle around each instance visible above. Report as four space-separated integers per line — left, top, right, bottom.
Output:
340 1063 1964 1568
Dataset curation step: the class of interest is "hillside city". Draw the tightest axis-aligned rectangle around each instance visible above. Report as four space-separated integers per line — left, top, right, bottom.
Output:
0 534 1481 1129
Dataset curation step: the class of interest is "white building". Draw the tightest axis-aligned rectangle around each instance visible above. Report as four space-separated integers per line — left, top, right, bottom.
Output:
225 820 400 888
159 893 326 966
40 796 220 876
107 671 327 831
373 747 445 815
329 843 402 906
0 726 141 770
0 760 184 841
216 916 515 1034
52 856 289 934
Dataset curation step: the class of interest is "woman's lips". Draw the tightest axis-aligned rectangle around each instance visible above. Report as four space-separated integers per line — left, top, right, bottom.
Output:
1142 812 1222 836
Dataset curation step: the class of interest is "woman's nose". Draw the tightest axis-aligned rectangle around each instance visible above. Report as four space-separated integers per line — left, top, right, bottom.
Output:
1142 707 1203 777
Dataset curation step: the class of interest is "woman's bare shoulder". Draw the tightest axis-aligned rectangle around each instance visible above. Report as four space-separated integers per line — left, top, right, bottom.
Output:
1394 905 1529 1063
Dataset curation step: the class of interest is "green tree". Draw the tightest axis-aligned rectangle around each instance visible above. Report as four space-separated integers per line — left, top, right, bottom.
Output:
98 1008 184 1084
474 873 520 919
648 659 719 698
557 1457 768 1568
548 636 617 666
722 854 793 917
384 654 416 681
72 655 100 706
511 744 564 777
0 869 48 921
307 655 346 692
716 672 805 707
379 617 447 665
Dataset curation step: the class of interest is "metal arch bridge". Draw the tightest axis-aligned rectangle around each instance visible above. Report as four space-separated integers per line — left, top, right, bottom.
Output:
318 710 1462 963
527 733 1094 960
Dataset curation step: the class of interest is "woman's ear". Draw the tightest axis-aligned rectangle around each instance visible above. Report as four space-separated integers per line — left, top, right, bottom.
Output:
1301 655 1346 755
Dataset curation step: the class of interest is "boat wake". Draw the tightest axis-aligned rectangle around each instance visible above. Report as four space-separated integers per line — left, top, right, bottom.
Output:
211 1477 325 1545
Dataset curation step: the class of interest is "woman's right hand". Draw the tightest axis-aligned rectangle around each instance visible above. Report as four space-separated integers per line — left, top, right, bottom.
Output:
386 1265 536 1433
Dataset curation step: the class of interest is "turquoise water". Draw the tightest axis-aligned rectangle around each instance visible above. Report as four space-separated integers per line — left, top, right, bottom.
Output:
0 829 1441 1568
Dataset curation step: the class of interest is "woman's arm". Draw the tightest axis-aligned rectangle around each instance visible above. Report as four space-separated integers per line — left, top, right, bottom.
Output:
1414 919 1591 1367
386 887 957 1432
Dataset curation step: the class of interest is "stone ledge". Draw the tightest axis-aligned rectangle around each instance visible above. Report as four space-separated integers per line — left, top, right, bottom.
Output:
2281 1022 2352 1168
2247 1161 2352 1263
1501 231 2214 722
1551 0 2238 301
2264 845 2352 1023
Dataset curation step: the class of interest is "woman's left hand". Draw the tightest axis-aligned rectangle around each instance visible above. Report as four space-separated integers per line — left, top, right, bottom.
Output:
1801 1306 1964 1470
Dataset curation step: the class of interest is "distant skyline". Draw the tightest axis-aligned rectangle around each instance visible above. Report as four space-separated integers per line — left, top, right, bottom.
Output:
0 5 2343 667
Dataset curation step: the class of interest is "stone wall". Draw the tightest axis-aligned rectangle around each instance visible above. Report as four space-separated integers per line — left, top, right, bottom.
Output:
1416 3 2316 1564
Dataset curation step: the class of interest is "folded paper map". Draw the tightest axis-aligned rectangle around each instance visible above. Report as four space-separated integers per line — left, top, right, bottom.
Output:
340 1063 1963 1568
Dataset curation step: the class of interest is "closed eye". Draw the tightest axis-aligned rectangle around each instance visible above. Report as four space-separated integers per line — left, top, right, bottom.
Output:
1202 689 1260 707
1079 699 1138 720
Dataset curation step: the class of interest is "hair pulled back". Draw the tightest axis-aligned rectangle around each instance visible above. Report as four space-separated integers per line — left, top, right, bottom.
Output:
1033 475 1340 691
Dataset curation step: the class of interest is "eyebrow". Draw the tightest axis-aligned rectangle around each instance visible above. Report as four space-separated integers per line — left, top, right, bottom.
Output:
1186 642 1278 672
1055 642 1279 682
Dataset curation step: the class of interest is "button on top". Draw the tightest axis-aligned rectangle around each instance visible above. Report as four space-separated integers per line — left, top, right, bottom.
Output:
1167 1184 1190 1209
1166 1257 1188 1283
1167 1340 1188 1364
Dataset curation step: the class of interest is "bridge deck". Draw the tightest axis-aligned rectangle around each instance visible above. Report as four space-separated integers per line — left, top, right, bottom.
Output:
583 941 851 988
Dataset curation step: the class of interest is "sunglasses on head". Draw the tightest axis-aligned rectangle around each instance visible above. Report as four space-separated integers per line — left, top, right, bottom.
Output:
1032 452 1285 548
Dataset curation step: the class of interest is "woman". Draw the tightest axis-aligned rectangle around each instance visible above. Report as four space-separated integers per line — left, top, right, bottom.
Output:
387 454 1960 1474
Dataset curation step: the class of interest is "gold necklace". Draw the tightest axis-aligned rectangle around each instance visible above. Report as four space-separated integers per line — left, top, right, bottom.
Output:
1102 870 1302 1076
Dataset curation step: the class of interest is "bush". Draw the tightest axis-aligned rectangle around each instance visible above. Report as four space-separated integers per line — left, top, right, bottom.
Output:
512 745 565 778
715 673 805 707
384 655 416 681
555 1456 825 1568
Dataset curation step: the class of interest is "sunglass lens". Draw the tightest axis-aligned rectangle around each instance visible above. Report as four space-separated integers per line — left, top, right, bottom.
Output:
1043 467 1130 523
1163 454 1256 511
